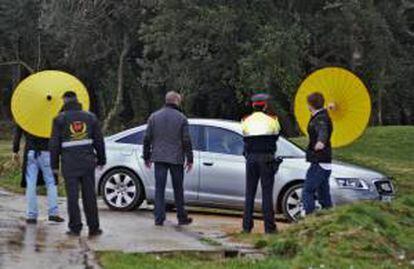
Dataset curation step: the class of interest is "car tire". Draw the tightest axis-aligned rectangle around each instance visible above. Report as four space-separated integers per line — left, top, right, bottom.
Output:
281 183 305 222
101 168 145 211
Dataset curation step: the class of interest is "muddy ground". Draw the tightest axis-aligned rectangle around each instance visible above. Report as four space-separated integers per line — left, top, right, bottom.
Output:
0 189 289 268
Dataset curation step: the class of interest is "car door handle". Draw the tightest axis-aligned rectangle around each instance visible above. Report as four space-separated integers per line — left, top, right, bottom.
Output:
203 162 214 166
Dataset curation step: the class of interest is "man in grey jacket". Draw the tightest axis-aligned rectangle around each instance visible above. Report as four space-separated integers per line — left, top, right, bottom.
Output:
143 91 194 226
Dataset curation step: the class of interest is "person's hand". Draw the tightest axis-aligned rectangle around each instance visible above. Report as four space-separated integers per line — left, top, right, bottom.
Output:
327 102 337 111
185 162 193 173
52 169 59 182
96 165 104 171
12 153 20 163
314 141 325 151
145 160 152 169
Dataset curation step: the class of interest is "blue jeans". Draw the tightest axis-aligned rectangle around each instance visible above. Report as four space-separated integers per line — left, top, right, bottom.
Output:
303 163 332 214
25 151 59 219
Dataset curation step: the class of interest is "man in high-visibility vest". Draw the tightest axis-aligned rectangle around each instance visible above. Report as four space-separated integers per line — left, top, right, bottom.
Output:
241 93 281 234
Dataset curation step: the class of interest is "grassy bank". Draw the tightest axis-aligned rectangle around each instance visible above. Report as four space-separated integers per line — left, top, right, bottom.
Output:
98 126 414 269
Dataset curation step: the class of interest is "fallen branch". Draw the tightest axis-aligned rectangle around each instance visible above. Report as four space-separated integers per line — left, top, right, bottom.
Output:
0 61 34 74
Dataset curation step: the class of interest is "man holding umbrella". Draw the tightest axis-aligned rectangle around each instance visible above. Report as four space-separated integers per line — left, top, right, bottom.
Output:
13 126 65 224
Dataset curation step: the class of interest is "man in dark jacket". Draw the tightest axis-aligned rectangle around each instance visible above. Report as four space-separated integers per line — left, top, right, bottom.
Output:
13 126 64 224
303 92 333 215
143 91 193 226
49 91 106 236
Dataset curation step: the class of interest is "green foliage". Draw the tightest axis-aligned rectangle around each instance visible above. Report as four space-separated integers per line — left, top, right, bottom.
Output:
1 0 413 134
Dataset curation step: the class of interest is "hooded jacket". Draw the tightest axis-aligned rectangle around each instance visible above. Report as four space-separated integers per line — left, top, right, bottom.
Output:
49 101 106 177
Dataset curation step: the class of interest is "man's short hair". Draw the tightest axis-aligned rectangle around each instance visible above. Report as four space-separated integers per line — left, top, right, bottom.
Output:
307 92 325 110
63 91 77 99
165 91 181 104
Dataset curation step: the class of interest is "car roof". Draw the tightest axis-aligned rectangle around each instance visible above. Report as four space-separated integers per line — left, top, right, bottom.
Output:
106 118 243 141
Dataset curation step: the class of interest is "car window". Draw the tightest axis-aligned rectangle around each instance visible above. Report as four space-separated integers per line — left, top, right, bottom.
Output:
116 125 202 150
276 138 305 157
189 125 202 151
205 126 244 156
116 131 145 145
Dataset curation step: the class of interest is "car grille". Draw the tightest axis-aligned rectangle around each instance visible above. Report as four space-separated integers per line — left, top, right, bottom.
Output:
374 180 394 195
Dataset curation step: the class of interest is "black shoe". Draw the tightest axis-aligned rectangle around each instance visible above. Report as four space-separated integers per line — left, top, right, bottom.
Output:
26 219 37 224
155 222 164 226
49 216 65 223
89 229 103 237
178 217 193 226
265 230 278 235
241 229 251 234
66 230 81 236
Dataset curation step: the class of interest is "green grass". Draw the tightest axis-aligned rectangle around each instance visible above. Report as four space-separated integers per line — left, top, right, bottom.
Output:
97 252 291 269
98 126 414 269
0 140 11 157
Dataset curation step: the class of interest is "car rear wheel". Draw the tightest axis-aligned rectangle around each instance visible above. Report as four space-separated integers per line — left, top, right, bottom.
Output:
101 169 145 211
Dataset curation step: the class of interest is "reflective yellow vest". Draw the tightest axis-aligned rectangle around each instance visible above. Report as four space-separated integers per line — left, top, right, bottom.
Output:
241 112 281 137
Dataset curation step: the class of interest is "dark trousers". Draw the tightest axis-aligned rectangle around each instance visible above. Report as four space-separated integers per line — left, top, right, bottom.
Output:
154 162 188 224
303 163 332 214
243 154 276 233
64 170 99 232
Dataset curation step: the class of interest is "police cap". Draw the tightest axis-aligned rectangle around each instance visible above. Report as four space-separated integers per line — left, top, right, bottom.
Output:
251 93 270 107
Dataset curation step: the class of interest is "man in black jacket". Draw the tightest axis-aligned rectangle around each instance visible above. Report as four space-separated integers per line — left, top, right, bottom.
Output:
13 126 64 224
49 91 106 236
303 92 333 215
143 91 193 226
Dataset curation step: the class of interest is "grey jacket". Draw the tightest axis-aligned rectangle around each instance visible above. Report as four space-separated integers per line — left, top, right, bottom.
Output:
143 104 193 165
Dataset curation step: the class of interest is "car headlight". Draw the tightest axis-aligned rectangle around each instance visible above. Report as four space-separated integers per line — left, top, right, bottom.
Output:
335 178 370 190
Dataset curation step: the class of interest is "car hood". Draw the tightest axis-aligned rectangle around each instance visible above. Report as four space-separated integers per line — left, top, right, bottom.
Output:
285 158 385 180
330 161 385 180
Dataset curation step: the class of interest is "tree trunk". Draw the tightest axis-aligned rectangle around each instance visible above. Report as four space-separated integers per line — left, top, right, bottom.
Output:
377 88 383 125
377 68 386 126
36 33 41 71
102 35 129 132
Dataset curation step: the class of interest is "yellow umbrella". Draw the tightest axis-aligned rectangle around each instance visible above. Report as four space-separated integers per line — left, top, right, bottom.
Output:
294 67 371 148
11 70 90 138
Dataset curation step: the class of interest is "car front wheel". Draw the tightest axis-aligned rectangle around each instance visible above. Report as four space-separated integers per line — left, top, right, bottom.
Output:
281 183 323 222
281 183 305 222
101 168 145 211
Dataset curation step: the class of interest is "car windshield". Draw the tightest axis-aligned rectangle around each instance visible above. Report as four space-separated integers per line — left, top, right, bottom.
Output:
277 137 306 158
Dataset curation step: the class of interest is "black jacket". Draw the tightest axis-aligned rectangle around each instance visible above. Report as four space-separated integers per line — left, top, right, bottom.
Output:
306 109 333 163
143 104 193 165
49 101 106 177
243 135 278 155
13 126 49 153
13 126 49 188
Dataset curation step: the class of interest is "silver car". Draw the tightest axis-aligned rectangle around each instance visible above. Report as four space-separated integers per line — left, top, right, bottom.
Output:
95 119 394 222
